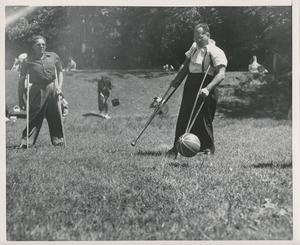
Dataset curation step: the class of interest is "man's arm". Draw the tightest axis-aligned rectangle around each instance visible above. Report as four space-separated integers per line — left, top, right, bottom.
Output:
200 65 226 98
54 70 64 94
57 71 64 91
54 54 64 93
170 57 190 88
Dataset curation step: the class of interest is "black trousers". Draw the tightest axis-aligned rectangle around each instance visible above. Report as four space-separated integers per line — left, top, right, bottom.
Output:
98 90 109 113
21 82 64 146
173 73 218 152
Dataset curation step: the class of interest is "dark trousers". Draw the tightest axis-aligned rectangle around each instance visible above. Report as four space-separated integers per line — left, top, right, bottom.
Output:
173 73 218 152
21 82 64 146
98 91 109 113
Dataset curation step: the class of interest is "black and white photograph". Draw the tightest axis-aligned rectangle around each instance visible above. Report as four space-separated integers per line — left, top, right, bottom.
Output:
1 0 299 243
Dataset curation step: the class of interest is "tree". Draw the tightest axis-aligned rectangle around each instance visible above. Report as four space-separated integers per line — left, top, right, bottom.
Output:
246 6 292 72
5 6 68 67
217 6 292 72
5 6 292 72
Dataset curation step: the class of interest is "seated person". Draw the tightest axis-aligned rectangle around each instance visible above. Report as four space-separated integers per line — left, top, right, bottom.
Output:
248 55 268 74
64 57 76 71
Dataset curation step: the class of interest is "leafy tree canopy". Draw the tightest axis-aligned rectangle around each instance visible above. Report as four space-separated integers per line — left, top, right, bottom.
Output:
5 6 292 72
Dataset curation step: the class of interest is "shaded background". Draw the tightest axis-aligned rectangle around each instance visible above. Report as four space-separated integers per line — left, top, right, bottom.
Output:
5 6 292 72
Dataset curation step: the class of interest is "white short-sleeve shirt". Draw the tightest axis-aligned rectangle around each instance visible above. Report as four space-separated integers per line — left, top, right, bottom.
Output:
185 40 228 76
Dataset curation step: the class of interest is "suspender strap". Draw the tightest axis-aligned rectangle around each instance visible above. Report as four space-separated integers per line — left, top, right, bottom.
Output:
202 52 214 74
191 48 214 74
202 52 208 73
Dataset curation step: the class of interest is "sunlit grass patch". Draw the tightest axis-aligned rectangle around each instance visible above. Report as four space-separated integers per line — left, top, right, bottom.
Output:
6 70 292 240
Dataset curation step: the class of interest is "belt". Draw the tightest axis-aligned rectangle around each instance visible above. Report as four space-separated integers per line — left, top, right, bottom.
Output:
31 80 54 85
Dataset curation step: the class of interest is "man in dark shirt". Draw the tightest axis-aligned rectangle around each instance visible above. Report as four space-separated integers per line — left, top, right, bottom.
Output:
18 35 65 148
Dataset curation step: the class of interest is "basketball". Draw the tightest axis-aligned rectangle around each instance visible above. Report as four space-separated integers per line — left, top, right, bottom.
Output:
176 133 200 157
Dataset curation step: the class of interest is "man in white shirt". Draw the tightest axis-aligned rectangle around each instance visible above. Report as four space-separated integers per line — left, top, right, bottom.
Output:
167 23 228 159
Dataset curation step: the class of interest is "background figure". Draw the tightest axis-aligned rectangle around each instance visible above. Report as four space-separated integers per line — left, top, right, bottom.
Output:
167 23 227 159
149 97 169 116
64 57 76 71
18 35 65 148
248 55 268 74
11 53 27 71
11 53 30 110
163 64 175 71
97 76 113 119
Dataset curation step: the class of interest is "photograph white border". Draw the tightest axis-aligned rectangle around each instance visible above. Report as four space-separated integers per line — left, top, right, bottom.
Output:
1 0 299 244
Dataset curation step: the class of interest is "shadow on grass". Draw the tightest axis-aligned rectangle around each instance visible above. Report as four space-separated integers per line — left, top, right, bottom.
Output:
6 144 43 150
253 161 292 169
218 72 292 119
82 112 105 118
6 145 23 150
169 161 189 168
136 150 163 156
243 161 292 169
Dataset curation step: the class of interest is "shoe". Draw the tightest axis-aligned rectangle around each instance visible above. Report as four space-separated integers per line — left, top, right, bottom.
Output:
53 137 64 146
165 147 178 159
200 148 214 155
19 143 27 149
54 142 64 146
99 112 107 118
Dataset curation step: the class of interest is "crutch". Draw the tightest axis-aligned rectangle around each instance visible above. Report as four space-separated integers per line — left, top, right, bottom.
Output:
131 85 177 146
55 69 66 146
185 65 211 134
131 59 190 147
26 74 30 149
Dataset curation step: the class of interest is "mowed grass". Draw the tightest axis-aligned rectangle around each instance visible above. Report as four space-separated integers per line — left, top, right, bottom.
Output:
5 70 292 240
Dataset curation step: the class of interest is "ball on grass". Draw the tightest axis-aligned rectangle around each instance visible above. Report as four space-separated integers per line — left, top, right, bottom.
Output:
176 133 200 157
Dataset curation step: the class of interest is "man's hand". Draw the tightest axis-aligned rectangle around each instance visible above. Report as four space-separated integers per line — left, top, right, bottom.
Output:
200 87 210 98
18 99 26 110
57 88 63 96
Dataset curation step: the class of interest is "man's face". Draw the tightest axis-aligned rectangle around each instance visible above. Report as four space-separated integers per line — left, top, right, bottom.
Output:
194 27 210 47
33 38 46 54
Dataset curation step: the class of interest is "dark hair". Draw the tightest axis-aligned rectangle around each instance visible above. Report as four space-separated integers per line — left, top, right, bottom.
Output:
194 23 210 34
30 35 46 46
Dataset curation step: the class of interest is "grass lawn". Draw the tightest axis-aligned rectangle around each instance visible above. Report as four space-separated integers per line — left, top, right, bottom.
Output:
5 69 292 240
